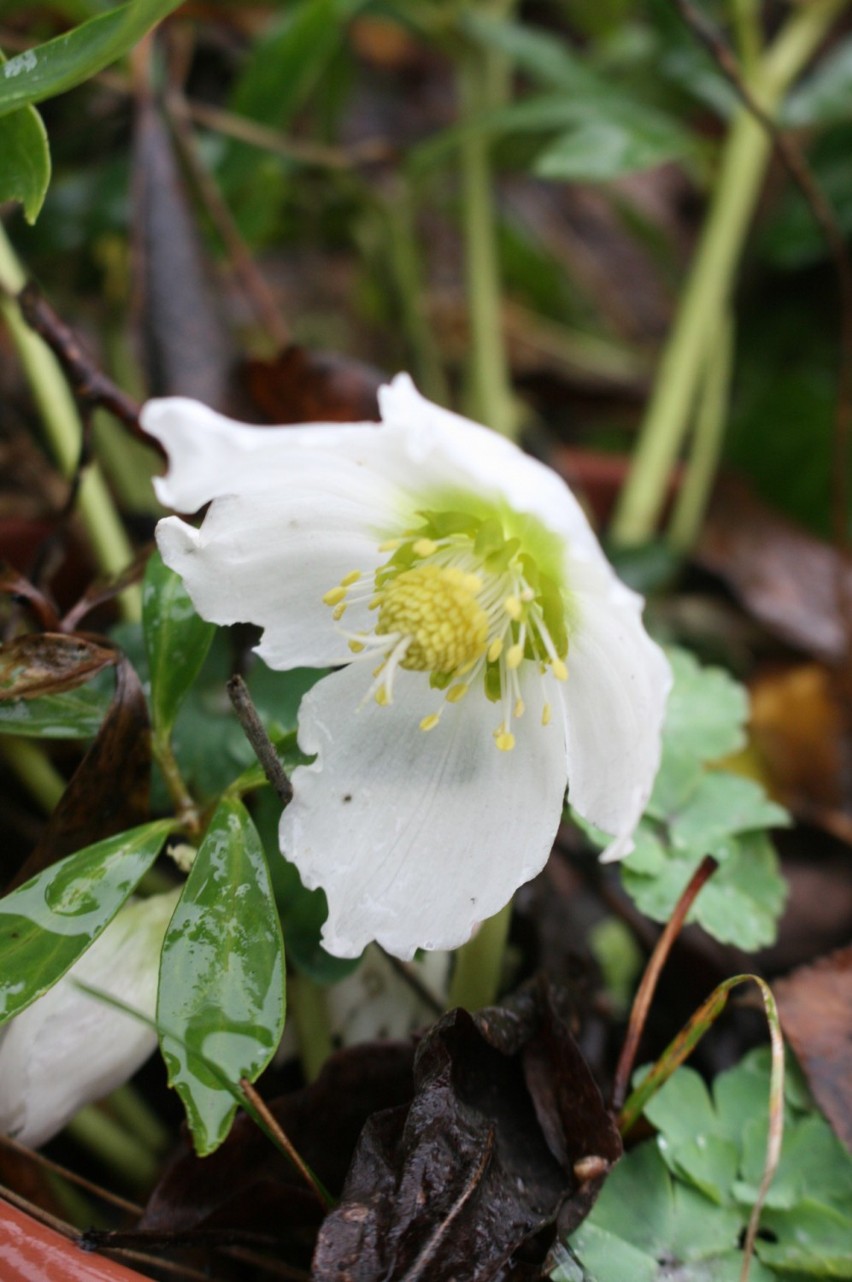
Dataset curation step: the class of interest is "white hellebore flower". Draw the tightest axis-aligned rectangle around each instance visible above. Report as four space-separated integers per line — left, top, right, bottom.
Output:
0 890 179 1147
143 376 671 961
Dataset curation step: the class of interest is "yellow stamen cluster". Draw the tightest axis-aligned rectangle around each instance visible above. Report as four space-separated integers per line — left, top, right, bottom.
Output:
321 517 569 751
376 565 488 674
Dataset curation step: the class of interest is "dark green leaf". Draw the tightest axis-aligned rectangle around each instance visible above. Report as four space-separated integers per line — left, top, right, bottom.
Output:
142 550 216 736
253 786 361 984
0 820 172 1024
0 671 114 738
0 72 50 221
157 797 286 1155
0 0 185 119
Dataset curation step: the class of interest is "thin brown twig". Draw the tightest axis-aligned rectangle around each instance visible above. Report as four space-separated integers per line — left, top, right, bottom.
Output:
0 1133 142 1216
238 1077 332 1210
226 675 294 805
611 855 718 1112
15 284 148 446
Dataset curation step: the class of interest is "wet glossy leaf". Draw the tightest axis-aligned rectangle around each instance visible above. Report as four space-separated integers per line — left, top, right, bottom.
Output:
0 75 49 222
0 819 172 1025
0 672 114 738
157 797 286 1156
142 550 215 735
0 633 115 701
0 0 184 118
10 657 151 889
314 982 622 1281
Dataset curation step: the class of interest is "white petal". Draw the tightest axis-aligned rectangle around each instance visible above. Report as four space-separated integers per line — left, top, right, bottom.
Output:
156 477 391 670
560 571 672 861
280 663 569 960
379 374 606 562
0 891 178 1147
143 398 388 512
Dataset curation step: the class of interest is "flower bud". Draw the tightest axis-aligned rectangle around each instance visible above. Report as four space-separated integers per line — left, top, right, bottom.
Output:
0 888 179 1147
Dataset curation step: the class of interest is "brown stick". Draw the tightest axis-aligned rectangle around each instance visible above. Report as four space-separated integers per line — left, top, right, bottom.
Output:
238 1078 332 1210
15 284 154 451
611 854 718 1111
226 675 294 805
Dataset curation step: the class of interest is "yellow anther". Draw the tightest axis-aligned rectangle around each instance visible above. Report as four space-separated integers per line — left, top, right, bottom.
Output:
375 686 391 707
369 595 382 610
340 570 361 587
514 698 525 719
420 713 440 732
376 564 488 674
552 658 568 682
446 683 469 704
504 595 522 620
506 643 524 670
412 538 438 557
378 538 402 552
332 603 347 621
495 731 516 752
323 586 347 606
541 702 552 726
463 573 483 594
487 637 504 663
348 640 365 653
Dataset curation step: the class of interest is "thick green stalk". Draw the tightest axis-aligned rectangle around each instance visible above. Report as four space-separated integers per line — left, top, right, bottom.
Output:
611 0 846 546
0 738 65 812
668 311 733 551
458 4 516 438
0 225 139 619
385 180 451 405
287 975 333 1083
448 899 512 1011
66 1105 160 1190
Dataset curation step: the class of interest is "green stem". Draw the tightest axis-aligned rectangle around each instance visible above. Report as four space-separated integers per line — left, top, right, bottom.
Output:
0 225 139 620
611 0 845 546
448 899 512 1011
729 0 762 72
287 975 333 1082
668 310 734 552
385 179 451 406
151 730 201 835
457 9 516 438
0 737 65 811
104 1082 172 1156
66 1105 160 1191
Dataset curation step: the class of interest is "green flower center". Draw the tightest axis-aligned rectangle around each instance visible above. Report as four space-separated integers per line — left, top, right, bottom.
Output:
322 506 570 751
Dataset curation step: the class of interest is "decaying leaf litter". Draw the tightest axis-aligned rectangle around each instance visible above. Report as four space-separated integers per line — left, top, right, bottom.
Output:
0 2 851 1281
